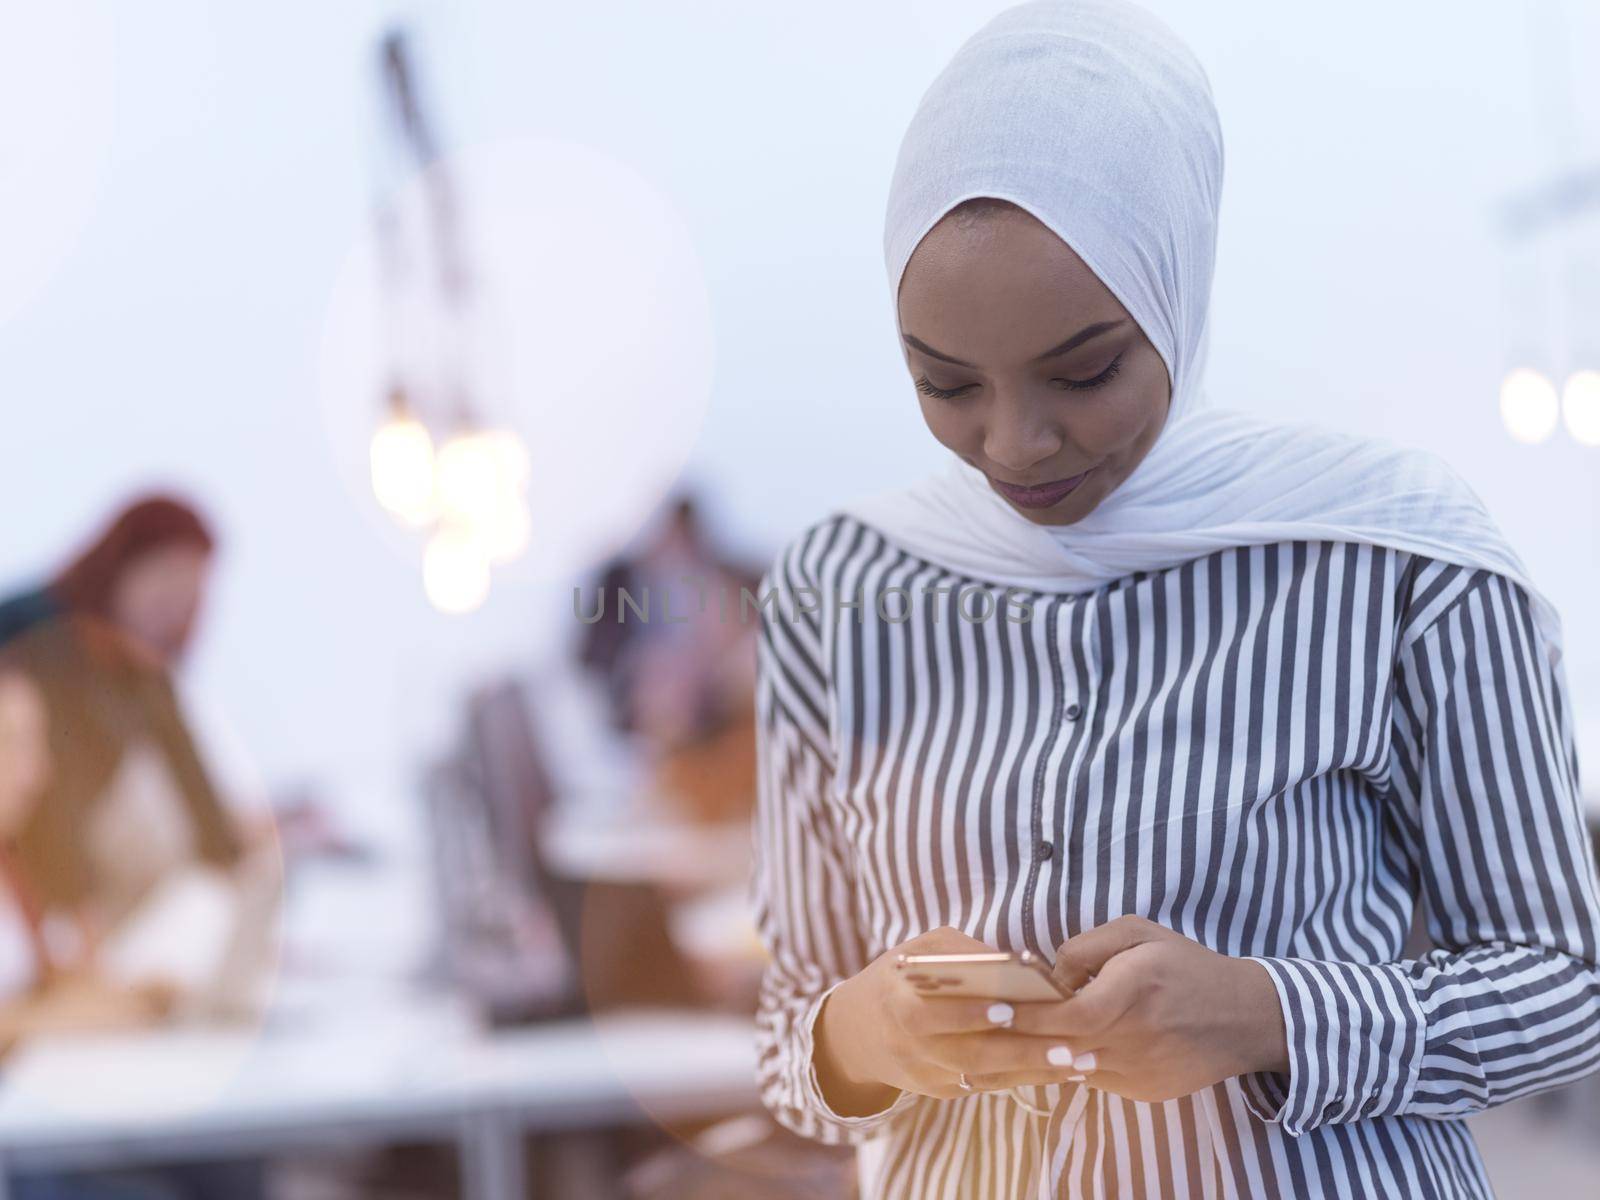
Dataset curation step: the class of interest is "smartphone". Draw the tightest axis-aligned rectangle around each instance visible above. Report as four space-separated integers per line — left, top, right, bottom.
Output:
894 950 1070 1002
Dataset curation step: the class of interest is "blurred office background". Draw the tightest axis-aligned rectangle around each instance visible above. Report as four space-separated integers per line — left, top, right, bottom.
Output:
0 1 1597 1196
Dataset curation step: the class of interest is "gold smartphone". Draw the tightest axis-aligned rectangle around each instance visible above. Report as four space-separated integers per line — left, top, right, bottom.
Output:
894 950 1070 1002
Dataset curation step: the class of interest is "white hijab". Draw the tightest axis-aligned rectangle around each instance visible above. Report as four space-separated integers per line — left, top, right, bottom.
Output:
844 0 1563 666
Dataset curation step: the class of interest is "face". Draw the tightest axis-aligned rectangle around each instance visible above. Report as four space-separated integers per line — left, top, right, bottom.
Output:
896 205 1172 525
108 543 212 663
0 672 50 837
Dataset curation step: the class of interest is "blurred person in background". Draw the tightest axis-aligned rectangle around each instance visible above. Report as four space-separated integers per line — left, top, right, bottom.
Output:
0 658 172 1045
0 496 264 970
1 654 268 1200
579 493 761 823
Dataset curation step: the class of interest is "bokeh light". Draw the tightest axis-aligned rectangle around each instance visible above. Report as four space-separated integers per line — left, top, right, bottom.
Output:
1562 369 1600 447
433 428 533 563
1499 367 1559 444
422 525 491 614
369 412 438 526
434 431 506 530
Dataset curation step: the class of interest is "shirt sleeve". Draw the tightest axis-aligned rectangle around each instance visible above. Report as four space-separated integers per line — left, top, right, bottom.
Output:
750 537 918 1144
1240 568 1600 1135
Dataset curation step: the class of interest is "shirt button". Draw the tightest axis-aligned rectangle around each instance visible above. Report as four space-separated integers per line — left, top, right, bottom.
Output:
1037 840 1055 861
1064 701 1082 721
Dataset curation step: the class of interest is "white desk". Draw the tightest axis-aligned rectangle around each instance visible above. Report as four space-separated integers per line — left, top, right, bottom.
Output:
0 999 758 1200
544 816 753 891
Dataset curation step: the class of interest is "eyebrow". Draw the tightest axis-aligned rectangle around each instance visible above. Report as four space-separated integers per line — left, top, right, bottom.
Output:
901 320 1127 368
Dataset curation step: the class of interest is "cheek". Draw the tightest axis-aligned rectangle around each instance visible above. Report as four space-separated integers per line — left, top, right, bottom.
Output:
149 580 196 624
1074 364 1168 454
131 591 170 632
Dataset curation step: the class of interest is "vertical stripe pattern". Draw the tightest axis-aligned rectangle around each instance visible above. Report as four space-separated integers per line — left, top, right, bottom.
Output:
751 515 1600 1199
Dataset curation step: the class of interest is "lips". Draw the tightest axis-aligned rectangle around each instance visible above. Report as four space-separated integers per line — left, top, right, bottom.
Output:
989 469 1094 509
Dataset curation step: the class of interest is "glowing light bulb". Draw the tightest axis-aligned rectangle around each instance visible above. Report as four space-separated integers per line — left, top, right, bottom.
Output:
435 429 534 565
370 414 437 525
1562 370 1600 447
435 432 504 527
1499 367 1559 444
423 526 490 614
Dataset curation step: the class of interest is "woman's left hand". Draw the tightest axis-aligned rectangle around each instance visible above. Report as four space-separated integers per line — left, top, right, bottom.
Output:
1004 916 1290 1103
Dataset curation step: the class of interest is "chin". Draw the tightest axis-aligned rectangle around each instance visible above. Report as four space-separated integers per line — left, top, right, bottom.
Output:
1016 501 1092 527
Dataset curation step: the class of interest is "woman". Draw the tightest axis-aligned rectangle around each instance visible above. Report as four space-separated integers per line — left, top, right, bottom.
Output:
0 661 173 1042
0 656 223 1200
0 496 243 938
750 3 1600 1197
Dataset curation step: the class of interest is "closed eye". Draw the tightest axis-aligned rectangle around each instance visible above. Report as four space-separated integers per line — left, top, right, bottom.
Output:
914 376 976 400
1052 354 1123 392
914 353 1124 401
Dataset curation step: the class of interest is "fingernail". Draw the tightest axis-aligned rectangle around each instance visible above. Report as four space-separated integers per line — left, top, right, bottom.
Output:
986 1003 1015 1026
1073 1051 1097 1072
1066 1073 1087 1082
1046 1045 1075 1067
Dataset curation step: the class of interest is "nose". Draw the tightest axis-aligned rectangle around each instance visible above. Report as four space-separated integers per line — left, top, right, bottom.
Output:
982 388 1064 476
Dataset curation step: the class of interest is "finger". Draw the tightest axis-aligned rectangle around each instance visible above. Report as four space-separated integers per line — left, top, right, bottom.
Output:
910 1066 1007 1102
1004 987 1126 1038
1052 915 1167 988
1013 963 1140 1041
896 995 1044 1036
1053 961 1095 993
1002 999 1080 1037
966 1045 1121 1092
921 1031 1101 1078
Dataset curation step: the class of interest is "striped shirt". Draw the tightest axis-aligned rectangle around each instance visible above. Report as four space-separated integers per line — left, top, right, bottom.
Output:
751 513 1600 1199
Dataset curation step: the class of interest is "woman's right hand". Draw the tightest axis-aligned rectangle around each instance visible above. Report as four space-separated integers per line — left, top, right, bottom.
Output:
813 926 1081 1116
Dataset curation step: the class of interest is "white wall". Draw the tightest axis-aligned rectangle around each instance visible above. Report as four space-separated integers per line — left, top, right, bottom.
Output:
2 1 1597 823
